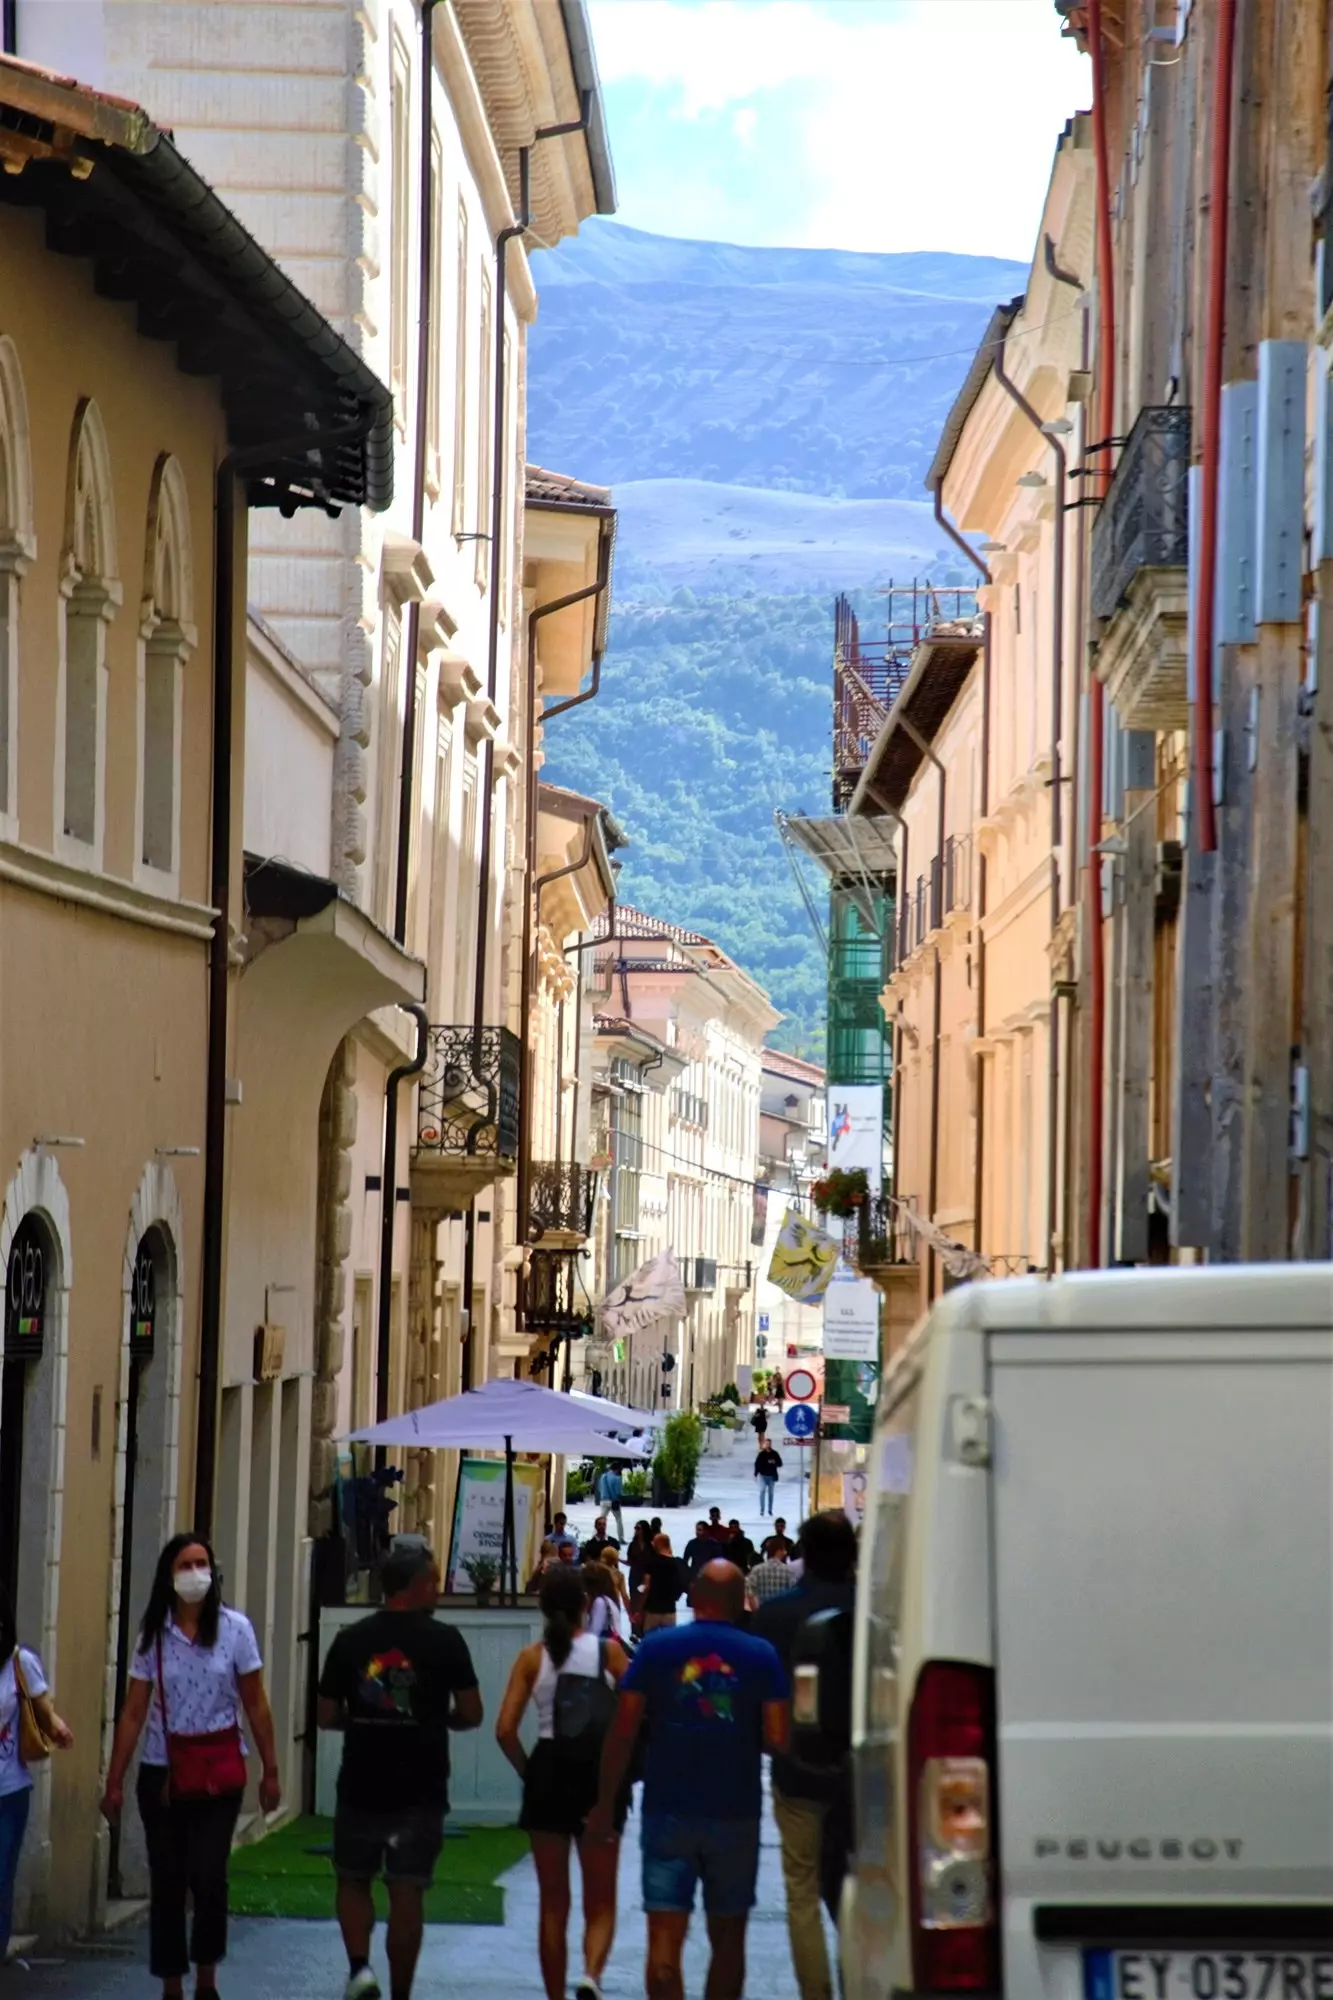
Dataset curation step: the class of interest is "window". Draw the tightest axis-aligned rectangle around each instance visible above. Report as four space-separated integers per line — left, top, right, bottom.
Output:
138 454 194 889
374 603 403 927
389 33 412 428
497 326 511 625
0 337 34 834
406 660 427 949
427 711 454 1015
451 200 469 537
59 398 119 868
475 266 493 590
426 134 444 492
453 752 478 1019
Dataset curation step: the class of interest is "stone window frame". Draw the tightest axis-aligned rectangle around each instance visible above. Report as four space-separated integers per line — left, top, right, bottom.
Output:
450 197 469 539
136 454 196 897
57 398 121 872
0 335 35 843
388 25 413 433
474 263 492 593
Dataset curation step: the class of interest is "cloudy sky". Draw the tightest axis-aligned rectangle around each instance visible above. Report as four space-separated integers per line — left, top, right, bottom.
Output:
587 0 1090 260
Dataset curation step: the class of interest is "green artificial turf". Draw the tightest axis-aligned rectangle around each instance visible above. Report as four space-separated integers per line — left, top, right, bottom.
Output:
228 1816 528 1924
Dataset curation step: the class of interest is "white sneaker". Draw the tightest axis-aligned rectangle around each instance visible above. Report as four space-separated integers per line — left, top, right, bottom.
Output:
344 1968 382 2000
575 1977 604 2000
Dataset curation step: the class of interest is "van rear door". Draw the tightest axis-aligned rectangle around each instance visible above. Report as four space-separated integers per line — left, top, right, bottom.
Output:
989 1321 1333 1994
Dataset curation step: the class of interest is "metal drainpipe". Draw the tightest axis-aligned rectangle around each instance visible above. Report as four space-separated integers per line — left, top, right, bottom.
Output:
392 0 440 943
863 778 908 1219
992 354 1068 1276
1 2 15 55
470 96 593 1058
929 484 991 1271
514 550 612 1309
374 1006 430 1438
897 717 946 1299
1086 0 1117 1269
196 410 375 1538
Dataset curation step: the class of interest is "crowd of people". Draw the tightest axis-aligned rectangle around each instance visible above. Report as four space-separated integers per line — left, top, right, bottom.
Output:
0 1477 853 2000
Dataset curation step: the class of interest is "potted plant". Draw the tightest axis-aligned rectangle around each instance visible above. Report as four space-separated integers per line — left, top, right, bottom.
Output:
652 1411 704 1508
462 1554 499 1603
621 1466 649 1503
811 1166 870 1218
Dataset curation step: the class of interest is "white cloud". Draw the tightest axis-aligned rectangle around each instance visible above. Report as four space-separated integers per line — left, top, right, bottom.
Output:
588 0 1089 259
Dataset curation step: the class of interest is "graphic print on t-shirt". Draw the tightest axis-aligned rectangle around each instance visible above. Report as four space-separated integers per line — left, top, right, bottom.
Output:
677 1651 739 1722
359 1648 417 1719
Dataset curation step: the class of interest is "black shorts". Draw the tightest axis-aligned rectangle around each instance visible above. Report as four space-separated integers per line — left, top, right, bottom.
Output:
332 1804 445 1886
520 1740 629 1840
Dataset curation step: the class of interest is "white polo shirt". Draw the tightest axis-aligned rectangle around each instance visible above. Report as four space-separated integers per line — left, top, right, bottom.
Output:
129 1607 262 1767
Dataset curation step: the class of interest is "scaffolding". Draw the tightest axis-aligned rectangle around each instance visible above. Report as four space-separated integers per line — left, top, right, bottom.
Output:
832 581 981 810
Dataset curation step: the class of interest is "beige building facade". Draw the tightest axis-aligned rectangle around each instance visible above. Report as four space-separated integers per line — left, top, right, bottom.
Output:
0 53 393 1934
853 119 1094 1304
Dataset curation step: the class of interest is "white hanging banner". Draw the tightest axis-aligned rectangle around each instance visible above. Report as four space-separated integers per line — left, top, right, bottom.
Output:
827 1084 884 1194
600 1249 686 1342
822 1258 881 1361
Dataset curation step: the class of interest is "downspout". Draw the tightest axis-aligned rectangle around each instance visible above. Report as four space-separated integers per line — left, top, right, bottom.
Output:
930 486 991 1269
1 3 15 56
864 781 908 1215
470 95 593 1053
1086 0 1117 1269
897 718 946 1299
992 354 1067 1275
393 0 440 941
1192 0 1237 856
197 411 375 1537
374 1005 430 1437
514 549 612 1275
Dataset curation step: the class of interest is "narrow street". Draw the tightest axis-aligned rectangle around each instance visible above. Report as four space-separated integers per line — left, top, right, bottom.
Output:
11 1433 814 1999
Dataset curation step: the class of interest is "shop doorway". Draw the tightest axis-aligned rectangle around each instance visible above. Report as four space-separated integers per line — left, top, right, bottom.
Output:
0 1213 52 1625
108 1224 174 1899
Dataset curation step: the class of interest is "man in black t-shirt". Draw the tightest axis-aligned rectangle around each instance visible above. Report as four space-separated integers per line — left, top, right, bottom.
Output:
318 1543 482 2000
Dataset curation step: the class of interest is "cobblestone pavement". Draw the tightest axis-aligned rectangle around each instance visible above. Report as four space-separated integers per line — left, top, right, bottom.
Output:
10 1787 806 1999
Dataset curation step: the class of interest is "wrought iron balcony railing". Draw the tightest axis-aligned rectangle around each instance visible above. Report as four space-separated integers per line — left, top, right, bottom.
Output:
527 1162 597 1242
840 1197 915 1273
1090 405 1190 624
526 1248 592 1336
415 1024 521 1161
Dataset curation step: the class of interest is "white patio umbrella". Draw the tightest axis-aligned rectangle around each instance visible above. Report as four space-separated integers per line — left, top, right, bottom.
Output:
344 1379 649 1595
568 1388 667 1432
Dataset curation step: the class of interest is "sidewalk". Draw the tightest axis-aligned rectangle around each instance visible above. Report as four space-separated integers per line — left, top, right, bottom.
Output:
9 1787 805 1999
569 1427 815 1554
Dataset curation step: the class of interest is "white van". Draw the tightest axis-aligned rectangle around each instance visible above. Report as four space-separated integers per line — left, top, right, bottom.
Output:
843 1266 1333 2000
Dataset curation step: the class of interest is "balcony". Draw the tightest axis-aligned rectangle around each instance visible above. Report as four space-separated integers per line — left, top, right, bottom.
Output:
685 1256 719 1292
411 1024 520 1213
1090 406 1191 732
527 1161 598 1245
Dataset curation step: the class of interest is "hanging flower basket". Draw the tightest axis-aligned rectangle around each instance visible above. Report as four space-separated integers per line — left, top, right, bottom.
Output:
811 1167 870 1219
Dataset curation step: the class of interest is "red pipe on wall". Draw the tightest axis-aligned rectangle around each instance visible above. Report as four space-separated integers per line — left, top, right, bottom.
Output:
1191 0 1236 857
1085 0 1116 1269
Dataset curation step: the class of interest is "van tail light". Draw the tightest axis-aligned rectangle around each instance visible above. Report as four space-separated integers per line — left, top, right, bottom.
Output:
907 1661 1000 1992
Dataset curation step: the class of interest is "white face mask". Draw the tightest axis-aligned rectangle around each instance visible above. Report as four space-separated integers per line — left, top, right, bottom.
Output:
174 1567 212 1605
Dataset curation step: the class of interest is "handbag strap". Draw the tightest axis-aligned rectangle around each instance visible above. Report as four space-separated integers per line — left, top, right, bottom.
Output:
11 1648 25 1702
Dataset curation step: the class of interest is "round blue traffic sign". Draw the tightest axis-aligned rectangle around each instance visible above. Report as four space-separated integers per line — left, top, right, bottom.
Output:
784 1402 818 1439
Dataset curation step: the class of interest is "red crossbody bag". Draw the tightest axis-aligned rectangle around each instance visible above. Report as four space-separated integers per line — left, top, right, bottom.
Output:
155 1635 247 1803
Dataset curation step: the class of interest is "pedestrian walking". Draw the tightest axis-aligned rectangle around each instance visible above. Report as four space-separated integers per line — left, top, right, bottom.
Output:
101 1534 280 2000
749 1402 768 1440
595 1464 625 1542
755 1442 783 1516
626 1522 654 1632
581 1515 616 1565
763 1518 795 1560
753 1514 857 2000
589 1561 790 2000
637 1534 689 1633
600 1546 633 1629
746 1548 793 1608
0 1586 72 1963
583 1561 624 1643
724 1520 757 1573
316 1541 482 2000
497 1567 631 2000
681 1520 714 1576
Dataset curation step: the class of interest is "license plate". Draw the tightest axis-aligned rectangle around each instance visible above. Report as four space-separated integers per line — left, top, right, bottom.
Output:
1084 1952 1333 2000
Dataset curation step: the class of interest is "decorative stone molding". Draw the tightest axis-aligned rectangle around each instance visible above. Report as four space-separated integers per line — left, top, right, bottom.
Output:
465 694 502 743
310 1040 357 1536
438 652 482 708
417 598 459 658
1092 565 1190 732
381 531 434 607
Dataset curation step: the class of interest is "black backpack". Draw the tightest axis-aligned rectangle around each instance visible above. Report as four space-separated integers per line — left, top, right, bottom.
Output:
788 1605 854 1777
553 1640 618 1760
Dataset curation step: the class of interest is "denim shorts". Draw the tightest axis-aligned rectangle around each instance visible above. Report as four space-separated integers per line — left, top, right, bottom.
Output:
641 1813 761 1917
333 1804 445 1886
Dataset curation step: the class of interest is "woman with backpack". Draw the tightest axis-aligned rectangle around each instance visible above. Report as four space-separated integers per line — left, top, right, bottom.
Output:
496 1568 630 2000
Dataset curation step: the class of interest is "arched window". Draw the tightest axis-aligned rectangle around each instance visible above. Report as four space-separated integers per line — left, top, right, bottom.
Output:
0 338 34 835
138 455 194 886
59 398 120 865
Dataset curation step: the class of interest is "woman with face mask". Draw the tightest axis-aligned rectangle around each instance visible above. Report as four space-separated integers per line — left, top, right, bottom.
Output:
101 1535 281 2000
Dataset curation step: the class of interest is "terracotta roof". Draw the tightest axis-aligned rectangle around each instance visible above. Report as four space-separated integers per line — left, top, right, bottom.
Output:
525 463 613 510
594 905 714 949
762 1047 825 1085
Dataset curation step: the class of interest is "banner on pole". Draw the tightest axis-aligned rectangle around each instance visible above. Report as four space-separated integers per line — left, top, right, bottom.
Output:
766 1208 841 1304
827 1084 884 1194
600 1250 686 1342
822 1260 881 1361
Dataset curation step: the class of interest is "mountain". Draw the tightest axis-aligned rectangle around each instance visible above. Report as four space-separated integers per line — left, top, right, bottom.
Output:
527 222 1028 1051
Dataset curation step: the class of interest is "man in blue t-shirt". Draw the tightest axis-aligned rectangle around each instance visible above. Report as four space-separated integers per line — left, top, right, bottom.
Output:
590 1560 789 2000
